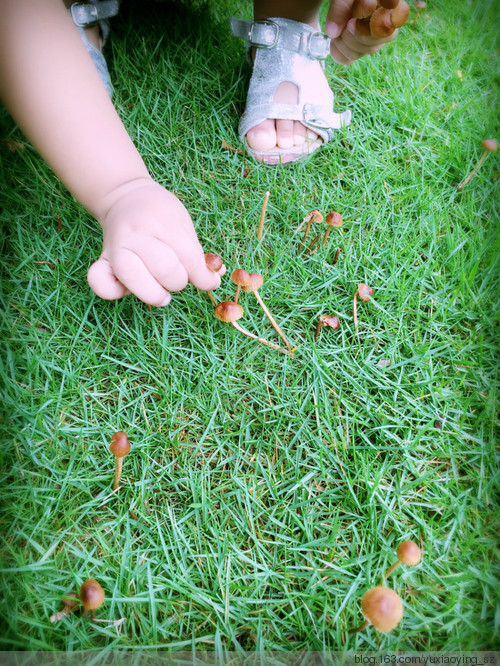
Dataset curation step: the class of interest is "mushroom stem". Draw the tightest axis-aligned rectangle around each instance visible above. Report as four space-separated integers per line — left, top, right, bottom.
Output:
50 593 79 623
332 248 341 265
349 619 369 634
457 148 495 190
298 221 313 252
252 291 290 349
231 321 288 354
113 457 124 491
207 290 217 306
384 561 402 578
323 227 333 245
257 191 270 241
314 319 323 340
234 285 241 304
353 292 359 330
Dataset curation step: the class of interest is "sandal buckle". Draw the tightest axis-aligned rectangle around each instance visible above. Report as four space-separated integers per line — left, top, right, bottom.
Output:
248 20 280 49
70 2 98 27
308 31 330 60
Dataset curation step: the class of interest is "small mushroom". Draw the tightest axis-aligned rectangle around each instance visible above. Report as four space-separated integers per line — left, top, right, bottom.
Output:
457 139 498 191
109 431 131 491
370 7 396 37
257 190 270 241
350 586 403 633
298 210 323 252
385 540 422 578
353 283 373 330
79 579 105 622
314 315 340 340
242 273 291 349
205 252 225 305
413 0 426 22
231 268 251 304
355 17 372 35
214 301 286 353
352 0 378 18
50 592 79 623
391 0 410 27
323 211 343 245
379 0 399 7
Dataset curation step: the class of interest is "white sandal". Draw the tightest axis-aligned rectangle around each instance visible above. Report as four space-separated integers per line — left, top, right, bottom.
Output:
230 17 351 165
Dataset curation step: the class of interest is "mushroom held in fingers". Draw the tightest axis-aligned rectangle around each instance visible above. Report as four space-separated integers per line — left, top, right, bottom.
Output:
391 0 410 27
353 283 373 330
298 210 323 252
242 273 291 349
385 540 422 579
352 0 378 18
350 587 404 633
457 139 498 191
370 7 396 37
231 268 251 304
214 301 287 353
50 592 79 623
323 211 343 246
79 579 105 622
314 315 340 340
109 431 131 491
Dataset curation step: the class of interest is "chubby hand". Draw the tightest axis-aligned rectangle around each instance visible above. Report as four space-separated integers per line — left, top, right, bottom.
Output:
326 0 400 65
87 178 225 306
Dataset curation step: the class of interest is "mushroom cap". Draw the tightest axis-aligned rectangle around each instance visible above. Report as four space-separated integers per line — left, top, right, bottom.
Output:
370 7 396 37
414 0 426 7
231 268 251 287
79 579 105 611
242 272 264 292
304 209 324 224
391 0 410 27
320 315 340 330
326 211 343 228
109 431 131 457
361 587 403 632
352 0 378 19
355 17 372 35
357 283 374 302
481 139 498 152
62 592 80 609
205 252 223 272
214 301 244 323
397 540 422 566
379 0 399 8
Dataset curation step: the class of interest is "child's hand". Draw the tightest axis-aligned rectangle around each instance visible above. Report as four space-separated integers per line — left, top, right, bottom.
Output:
326 0 399 65
87 178 224 306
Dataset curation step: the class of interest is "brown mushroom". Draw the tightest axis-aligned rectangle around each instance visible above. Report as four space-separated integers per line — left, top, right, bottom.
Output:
457 139 498 191
242 273 291 349
350 586 403 633
298 210 323 252
314 315 340 340
355 17 372 36
231 268 251 304
353 283 373 330
385 540 422 578
109 431 131 491
352 0 378 18
214 301 287 353
323 211 343 245
391 0 410 27
50 592 79 623
370 7 396 37
205 252 224 305
413 0 426 22
79 579 105 622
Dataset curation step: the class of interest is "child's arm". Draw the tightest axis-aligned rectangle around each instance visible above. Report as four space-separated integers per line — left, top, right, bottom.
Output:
0 0 221 306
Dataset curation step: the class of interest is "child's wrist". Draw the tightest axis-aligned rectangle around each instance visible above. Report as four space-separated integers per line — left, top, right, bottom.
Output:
95 175 155 221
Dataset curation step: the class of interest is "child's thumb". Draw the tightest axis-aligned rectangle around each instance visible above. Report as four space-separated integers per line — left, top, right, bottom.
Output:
326 0 355 38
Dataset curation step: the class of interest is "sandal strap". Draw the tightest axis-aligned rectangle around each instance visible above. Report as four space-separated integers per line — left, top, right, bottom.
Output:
230 17 331 60
70 1 120 28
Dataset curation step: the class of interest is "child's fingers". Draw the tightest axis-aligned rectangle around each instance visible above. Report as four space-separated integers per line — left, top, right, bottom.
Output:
132 237 189 293
326 0 357 38
111 249 172 306
87 257 130 300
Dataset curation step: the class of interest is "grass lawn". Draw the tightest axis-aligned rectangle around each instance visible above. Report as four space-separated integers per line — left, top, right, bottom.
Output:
0 0 498 652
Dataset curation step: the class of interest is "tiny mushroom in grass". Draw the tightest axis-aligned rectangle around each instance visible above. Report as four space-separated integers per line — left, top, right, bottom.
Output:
50 592 79 623
242 273 291 349
109 431 131 491
353 283 374 330
350 587 404 633
298 210 323 252
214 301 286 353
231 268 251 304
385 540 422 578
413 0 426 22
323 211 343 245
457 139 498 191
314 315 340 340
205 252 225 305
79 579 105 622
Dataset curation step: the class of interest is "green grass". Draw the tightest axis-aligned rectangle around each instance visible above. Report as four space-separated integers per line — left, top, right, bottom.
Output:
0 0 499 652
